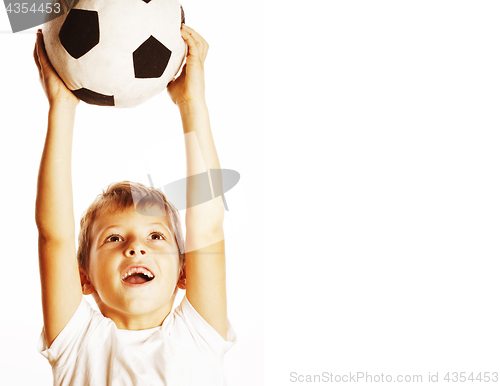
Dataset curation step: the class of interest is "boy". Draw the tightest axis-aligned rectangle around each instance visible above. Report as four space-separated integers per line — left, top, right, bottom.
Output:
34 23 236 385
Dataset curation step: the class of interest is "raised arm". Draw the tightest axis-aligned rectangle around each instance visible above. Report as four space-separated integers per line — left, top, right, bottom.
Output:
167 25 227 339
34 30 83 346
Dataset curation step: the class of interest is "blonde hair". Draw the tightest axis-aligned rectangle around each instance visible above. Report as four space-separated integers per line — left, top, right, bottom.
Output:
77 181 185 273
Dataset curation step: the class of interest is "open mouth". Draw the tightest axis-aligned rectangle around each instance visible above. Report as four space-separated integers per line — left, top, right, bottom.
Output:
121 266 155 285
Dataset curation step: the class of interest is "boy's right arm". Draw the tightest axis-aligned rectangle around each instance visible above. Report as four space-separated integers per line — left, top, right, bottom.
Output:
34 30 83 347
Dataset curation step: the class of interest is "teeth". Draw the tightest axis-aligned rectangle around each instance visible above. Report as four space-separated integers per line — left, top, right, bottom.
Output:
122 267 154 280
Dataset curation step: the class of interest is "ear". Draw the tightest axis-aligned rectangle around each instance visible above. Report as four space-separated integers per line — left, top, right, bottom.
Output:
79 268 95 295
177 268 186 290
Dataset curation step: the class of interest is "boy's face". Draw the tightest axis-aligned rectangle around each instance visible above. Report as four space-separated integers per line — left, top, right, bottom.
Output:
85 204 183 329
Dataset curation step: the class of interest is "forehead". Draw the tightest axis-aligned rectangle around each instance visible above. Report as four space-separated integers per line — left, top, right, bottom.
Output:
90 205 172 241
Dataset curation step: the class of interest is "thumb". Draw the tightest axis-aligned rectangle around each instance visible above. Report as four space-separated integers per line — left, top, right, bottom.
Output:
167 67 186 89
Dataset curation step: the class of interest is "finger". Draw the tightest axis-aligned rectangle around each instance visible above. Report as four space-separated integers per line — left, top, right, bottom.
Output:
182 24 207 49
33 31 42 73
181 25 200 46
195 33 208 61
181 24 199 35
34 44 41 74
36 30 54 73
181 25 208 61
189 26 208 61
180 27 201 57
167 65 186 88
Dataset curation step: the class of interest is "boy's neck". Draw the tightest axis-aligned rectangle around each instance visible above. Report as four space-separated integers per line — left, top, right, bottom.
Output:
95 296 176 330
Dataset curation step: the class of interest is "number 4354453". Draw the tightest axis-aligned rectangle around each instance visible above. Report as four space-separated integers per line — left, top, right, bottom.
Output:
5 2 61 13
444 372 499 382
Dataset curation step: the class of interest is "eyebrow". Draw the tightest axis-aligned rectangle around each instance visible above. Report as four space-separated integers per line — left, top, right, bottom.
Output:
94 225 121 244
148 222 173 237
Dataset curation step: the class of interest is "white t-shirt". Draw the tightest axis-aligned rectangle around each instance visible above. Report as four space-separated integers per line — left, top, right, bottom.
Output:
38 296 236 386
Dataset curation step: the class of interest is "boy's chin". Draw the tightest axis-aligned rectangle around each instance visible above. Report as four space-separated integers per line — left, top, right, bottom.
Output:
95 294 176 318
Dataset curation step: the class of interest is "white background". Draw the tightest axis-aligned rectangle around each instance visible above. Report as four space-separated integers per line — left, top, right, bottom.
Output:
1 1 500 385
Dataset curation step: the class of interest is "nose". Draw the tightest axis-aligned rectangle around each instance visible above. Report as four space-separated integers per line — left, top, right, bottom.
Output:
125 242 147 257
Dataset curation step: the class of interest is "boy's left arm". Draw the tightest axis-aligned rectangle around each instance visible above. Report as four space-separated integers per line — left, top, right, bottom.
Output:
168 25 227 339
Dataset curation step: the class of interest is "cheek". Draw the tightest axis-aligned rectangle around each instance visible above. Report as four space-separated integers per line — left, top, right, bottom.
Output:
88 264 101 289
88 253 114 287
87 255 97 284
159 257 181 282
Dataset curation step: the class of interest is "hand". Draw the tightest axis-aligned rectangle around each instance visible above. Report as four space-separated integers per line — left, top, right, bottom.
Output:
34 29 79 108
167 24 208 106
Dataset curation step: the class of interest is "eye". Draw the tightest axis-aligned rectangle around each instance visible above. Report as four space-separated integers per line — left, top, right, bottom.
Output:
148 232 166 241
105 234 123 242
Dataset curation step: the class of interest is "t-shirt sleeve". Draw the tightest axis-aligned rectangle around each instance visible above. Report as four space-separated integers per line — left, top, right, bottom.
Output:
177 296 237 355
37 297 95 368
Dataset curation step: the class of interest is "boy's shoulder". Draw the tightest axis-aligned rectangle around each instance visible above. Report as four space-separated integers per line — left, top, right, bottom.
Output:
38 296 236 370
38 296 236 385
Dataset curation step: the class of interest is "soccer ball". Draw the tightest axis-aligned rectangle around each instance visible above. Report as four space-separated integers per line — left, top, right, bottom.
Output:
42 0 186 108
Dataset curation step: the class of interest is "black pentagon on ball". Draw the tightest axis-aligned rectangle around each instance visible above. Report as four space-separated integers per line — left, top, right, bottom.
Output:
72 88 115 106
133 36 172 79
141 0 152 3
59 9 99 59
